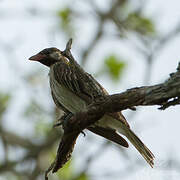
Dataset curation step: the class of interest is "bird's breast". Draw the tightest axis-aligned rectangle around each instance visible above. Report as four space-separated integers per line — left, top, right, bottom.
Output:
49 68 125 134
49 69 87 113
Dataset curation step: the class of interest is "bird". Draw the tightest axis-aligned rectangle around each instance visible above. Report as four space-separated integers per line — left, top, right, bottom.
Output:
29 47 154 167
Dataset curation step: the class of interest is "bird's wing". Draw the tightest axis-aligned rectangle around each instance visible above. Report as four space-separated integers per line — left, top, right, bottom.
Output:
51 90 70 113
51 62 129 127
51 62 92 103
87 126 129 147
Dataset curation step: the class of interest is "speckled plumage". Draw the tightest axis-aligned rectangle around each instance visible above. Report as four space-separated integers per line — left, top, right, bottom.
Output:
29 47 154 167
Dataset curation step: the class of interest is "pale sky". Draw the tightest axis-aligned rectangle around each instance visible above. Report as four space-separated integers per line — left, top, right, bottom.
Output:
0 0 180 180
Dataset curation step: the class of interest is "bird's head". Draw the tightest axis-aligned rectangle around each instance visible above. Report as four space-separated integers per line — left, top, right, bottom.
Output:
29 47 65 67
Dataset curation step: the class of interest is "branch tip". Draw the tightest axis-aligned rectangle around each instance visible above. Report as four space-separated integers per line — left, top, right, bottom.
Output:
65 38 73 51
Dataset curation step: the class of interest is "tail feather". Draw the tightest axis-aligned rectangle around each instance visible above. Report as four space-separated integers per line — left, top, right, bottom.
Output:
88 126 129 148
97 114 154 166
125 128 155 167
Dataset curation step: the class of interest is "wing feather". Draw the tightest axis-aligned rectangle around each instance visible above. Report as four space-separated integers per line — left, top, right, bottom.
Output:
88 126 129 148
51 61 129 127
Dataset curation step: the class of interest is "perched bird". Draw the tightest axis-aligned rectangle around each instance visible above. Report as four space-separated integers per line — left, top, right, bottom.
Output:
29 47 154 167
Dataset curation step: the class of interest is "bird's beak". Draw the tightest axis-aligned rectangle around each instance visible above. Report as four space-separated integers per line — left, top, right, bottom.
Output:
29 53 45 61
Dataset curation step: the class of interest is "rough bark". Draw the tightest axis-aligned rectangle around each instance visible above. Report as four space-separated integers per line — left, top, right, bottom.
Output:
46 39 180 178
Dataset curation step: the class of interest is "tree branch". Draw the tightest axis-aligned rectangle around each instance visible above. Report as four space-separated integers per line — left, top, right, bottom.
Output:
61 60 180 132
45 39 180 178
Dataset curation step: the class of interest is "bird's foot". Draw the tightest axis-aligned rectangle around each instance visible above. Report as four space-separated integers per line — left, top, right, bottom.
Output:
53 113 86 136
53 113 73 128
80 131 86 137
53 121 63 128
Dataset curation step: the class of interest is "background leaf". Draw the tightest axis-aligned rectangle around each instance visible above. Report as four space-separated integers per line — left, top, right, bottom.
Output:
126 12 155 35
105 55 126 81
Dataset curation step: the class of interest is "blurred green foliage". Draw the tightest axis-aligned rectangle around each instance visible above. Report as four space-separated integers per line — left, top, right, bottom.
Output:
75 173 89 180
24 100 45 118
0 92 10 119
56 159 89 180
24 99 53 137
58 8 71 22
57 160 73 180
126 12 155 35
105 55 126 81
57 8 74 36
34 119 52 137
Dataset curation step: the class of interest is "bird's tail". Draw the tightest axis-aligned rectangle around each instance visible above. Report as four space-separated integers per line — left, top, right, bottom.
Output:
122 125 155 167
98 114 154 167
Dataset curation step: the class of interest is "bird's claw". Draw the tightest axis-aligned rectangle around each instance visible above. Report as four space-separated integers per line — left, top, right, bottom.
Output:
53 122 63 128
81 131 86 137
53 113 86 137
53 113 73 129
